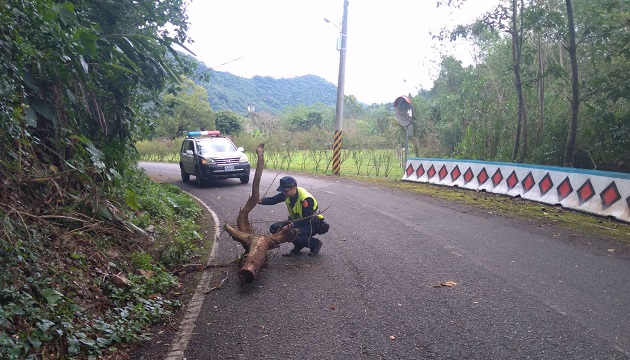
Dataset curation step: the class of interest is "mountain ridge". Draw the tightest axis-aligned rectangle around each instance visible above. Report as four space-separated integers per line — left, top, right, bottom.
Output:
193 59 338 114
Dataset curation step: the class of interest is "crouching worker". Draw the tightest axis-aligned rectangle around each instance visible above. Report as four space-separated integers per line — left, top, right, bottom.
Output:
258 176 325 256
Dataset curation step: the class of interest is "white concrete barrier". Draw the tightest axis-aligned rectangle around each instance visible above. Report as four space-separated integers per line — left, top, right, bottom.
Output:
402 158 630 223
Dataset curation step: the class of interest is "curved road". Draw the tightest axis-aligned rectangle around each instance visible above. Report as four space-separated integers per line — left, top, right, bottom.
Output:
142 162 630 359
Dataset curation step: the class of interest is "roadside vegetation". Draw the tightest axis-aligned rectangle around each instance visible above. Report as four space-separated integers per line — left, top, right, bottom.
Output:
1 1 208 358
0 169 206 358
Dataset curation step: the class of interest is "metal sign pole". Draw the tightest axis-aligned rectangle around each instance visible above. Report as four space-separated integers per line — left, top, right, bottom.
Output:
394 95 413 168
405 126 409 164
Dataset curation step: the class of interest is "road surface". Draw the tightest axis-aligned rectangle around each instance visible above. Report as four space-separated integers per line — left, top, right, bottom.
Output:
141 162 630 359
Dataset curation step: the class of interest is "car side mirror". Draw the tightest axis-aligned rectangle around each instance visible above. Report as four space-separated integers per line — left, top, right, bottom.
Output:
237 147 244 152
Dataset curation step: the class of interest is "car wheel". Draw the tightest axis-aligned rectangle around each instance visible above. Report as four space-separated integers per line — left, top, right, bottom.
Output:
240 175 250 184
180 165 190 183
195 166 205 186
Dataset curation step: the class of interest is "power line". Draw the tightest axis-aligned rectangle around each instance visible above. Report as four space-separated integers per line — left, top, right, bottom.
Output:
211 33 303 69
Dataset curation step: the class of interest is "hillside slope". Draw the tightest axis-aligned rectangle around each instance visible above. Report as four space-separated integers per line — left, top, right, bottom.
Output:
193 59 338 114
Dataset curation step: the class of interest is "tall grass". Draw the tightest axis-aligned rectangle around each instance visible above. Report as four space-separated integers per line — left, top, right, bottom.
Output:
136 138 180 162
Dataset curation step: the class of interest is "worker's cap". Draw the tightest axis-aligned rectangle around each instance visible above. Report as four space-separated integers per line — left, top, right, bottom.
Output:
276 176 297 192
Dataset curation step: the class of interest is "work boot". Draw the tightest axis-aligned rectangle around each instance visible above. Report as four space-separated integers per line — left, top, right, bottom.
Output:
282 247 302 257
308 238 323 256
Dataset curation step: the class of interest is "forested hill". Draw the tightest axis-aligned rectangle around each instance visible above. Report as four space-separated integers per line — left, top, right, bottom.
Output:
193 59 338 114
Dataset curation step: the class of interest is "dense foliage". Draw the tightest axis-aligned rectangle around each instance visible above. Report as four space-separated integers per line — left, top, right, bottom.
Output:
153 78 216 139
0 169 204 358
0 0 205 357
422 0 630 172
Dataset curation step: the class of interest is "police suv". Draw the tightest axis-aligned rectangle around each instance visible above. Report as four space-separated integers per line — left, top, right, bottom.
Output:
179 131 250 185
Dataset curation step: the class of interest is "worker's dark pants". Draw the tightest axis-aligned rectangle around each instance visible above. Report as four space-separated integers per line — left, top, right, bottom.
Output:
270 218 321 251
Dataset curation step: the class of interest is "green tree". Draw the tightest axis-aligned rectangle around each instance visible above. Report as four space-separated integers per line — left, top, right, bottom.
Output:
1 0 193 178
155 78 215 138
344 94 365 121
281 104 328 132
429 0 630 172
215 110 244 135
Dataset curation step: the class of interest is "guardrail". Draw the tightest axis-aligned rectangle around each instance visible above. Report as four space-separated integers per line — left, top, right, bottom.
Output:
402 158 630 224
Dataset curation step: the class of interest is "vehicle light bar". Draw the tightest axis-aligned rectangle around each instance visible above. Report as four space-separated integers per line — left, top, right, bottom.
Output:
187 130 221 137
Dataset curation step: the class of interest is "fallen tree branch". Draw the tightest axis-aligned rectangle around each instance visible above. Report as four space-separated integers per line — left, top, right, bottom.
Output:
225 143 301 285
236 144 266 236
236 226 297 284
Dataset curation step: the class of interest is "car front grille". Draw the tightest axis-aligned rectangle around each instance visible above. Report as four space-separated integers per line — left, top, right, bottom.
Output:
213 157 241 165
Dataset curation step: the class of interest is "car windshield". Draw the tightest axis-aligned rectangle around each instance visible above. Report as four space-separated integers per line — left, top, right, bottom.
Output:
196 138 236 155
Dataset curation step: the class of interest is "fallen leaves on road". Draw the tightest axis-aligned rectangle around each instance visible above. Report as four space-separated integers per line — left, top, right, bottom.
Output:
432 281 458 288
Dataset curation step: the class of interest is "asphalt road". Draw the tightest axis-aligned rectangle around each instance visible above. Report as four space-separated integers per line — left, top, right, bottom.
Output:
141 162 630 360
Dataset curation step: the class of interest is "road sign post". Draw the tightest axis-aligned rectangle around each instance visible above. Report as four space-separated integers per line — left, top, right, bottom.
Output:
394 95 413 164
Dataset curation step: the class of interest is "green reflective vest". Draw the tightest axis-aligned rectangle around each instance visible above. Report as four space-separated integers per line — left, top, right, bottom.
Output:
285 187 324 220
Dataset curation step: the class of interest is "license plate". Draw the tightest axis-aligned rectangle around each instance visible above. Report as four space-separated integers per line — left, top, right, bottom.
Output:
224 165 235 171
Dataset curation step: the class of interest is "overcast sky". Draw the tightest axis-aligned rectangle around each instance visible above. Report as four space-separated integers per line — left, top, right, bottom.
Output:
184 0 498 105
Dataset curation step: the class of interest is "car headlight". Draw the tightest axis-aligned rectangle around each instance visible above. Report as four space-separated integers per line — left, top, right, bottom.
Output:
201 158 216 165
239 153 249 163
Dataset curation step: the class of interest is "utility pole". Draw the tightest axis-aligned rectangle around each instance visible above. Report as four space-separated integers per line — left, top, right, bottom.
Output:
332 0 348 175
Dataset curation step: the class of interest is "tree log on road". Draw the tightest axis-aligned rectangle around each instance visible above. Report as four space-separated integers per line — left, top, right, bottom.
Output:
223 143 297 285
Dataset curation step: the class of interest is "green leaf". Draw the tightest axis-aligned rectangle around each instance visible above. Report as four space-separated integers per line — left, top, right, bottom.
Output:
79 337 96 347
85 142 104 159
38 319 55 332
96 337 111 346
124 189 140 210
53 2 76 25
11 306 25 316
40 288 63 306
30 98 57 123
166 196 179 209
29 336 42 349
24 107 38 127
21 71 40 92
78 30 98 57
96 204 113 221
67 335 80 355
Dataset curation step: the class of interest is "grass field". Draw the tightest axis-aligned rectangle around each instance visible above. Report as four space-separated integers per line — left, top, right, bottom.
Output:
136 138 406 179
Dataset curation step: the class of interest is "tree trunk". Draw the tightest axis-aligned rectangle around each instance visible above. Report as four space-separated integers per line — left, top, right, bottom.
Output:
519 0 528 159
224 143 298 285
224 223 297 284
535 35 546 147
564 0 580 167
511 0 527 161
